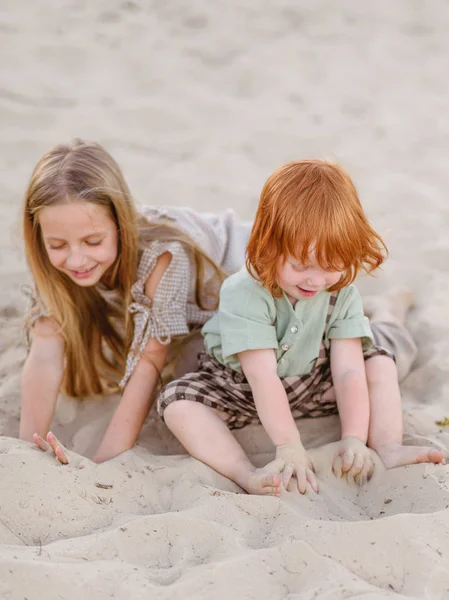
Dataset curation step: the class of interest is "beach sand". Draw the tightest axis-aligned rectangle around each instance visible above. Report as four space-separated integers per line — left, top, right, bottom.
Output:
1 1 449 598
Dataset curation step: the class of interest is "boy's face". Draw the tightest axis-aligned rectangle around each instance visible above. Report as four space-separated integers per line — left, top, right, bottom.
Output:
39 201 118 287
277 253 342 304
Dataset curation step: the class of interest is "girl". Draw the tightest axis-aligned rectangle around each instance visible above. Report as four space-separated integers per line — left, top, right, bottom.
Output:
157 160 446 496
20 139 250 463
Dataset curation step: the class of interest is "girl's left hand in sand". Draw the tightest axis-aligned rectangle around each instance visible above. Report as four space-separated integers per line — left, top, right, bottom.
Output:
332 436 374 485
32 431 69 464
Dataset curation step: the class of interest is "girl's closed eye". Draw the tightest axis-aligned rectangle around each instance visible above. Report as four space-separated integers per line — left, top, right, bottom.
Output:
49 243 66 251
85 239 103 246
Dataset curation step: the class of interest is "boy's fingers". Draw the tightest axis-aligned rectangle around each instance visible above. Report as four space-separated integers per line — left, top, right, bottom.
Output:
351 453 365 476
332 455 343 478
362 460 374 482
307 468 319 493
281 463 294 489
355 470 369 487
296 470 307 495
342 450 355 473
266 458 286 473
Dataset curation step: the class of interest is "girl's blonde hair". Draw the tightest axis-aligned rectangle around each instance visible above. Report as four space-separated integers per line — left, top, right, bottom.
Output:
24 139 225 397
246 159 387 296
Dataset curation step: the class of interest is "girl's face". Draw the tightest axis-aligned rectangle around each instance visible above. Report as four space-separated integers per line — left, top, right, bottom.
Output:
277 253 342 304
38 201 118 287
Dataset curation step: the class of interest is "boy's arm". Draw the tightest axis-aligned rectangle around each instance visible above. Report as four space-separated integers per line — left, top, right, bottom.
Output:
330 337 369 442
238 348 300 446
330 337 375 483
238 348 318 493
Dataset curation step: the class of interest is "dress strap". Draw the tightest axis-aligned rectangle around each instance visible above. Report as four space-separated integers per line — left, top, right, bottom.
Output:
322 290 339 339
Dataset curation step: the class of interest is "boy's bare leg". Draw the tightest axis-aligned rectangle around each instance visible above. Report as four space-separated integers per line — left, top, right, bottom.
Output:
364 286 446 467
364 286 444 465
366 355 445 466
164 400 283 496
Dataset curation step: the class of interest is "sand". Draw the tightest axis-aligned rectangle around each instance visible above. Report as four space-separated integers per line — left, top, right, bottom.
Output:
1 1 449 598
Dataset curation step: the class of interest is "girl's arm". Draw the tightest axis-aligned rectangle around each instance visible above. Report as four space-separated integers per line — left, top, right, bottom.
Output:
20 317 65 441
330 337 369 442
93 252 172 463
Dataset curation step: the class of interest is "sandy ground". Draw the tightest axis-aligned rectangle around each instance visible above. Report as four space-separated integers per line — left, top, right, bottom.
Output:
1 1 449 598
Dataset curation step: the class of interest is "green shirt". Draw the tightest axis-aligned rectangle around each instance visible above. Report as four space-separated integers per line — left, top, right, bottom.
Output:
202 268 373 377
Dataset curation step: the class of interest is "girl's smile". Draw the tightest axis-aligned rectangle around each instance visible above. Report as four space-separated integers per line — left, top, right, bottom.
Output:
69 265 99 280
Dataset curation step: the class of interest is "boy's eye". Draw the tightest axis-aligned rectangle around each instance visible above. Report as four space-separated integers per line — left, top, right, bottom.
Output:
291 262 308 272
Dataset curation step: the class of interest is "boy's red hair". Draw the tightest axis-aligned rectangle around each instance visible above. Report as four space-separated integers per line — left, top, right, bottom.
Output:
246 160 387 295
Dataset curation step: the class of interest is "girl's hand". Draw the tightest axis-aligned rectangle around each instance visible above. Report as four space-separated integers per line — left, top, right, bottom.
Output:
332 436 374 485
32 431 69 465
275 439 318 494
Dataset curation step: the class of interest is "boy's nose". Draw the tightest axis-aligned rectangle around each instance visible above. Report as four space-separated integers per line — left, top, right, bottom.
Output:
306 272 325 288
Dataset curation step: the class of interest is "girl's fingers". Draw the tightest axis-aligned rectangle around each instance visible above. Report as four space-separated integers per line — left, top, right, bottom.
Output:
33 433 49 452
54 446 69 465
46 431 60 452
47 432 69 465
31 432 69 465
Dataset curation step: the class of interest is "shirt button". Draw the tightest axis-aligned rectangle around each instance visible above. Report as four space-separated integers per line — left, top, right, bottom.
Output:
290 325 299 334
281 344 290 351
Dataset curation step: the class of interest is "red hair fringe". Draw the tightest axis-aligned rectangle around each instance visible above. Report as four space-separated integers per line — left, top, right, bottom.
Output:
246 160 387 296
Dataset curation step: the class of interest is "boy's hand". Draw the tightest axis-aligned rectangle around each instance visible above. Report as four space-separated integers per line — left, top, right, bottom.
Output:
332 436 374 485
275 439 318 494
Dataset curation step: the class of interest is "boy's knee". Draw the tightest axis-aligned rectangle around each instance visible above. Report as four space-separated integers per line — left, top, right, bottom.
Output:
366 355 398 385
162 398 193 423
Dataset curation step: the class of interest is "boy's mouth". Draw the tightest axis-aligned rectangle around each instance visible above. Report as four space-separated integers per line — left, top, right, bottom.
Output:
297 286 318 298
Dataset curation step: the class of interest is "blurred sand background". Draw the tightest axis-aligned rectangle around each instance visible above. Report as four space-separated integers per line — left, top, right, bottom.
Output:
1 1 449 598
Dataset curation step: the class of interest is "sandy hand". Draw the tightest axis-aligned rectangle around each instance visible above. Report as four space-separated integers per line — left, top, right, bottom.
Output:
332 436 374 485
275 439 318 494
33 431 69 465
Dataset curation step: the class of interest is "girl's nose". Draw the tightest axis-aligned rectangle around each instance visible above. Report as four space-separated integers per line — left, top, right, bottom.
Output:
66 248 87 269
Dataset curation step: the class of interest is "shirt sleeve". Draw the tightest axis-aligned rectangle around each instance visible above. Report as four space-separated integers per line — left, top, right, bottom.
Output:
207 273 278 360
327 285 373 350
121 240 191 388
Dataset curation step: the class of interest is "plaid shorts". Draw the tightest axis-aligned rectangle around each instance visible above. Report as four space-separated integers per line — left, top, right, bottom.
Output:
157 292 395 430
